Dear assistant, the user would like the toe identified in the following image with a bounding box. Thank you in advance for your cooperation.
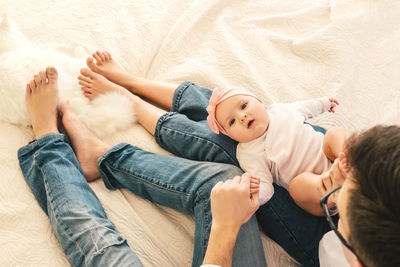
[87,92,97,101]
[46,66,58,85]
[79,80,91,88]
[104,51,111,61]
[34,74,41,87]
[29,80,36,91]
[81,86,92,93]
[26,84,31,94]
[39,71,46,83]
[86,57,98,70]
[83,91,92,99]
[93,52,102,65]
[80,68,96,79]
[98,51,106,61]
[78,74,91,83]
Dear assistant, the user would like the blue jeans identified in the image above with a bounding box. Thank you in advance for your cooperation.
[154,81,333,267]
[18,134,143,267]
[18,134,266,267]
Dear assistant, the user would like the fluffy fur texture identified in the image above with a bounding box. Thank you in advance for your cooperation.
[0,16,135,137]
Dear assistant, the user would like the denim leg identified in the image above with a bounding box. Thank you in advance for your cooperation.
[171,81,212,121]
[97,143,266,267]
[18,134,142,267]
[155,113,239,165]
[257,184,332,267]
[155,81,239,165]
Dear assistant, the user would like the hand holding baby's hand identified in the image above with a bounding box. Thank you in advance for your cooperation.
[329,98,339,113]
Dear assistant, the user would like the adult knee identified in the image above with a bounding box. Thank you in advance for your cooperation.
[195,164,243,203]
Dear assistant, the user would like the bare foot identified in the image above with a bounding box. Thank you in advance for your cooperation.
[338,152,351,174]
[78,68,134,101]
[86,51,136,91]
[26,67,60,139]
[318,170,339,209]
[60,102,110,181]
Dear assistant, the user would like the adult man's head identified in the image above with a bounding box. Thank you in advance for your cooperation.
[337,125,400,266]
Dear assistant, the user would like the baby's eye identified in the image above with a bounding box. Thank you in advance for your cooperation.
[241,103,247,109]
[229,118,236,126]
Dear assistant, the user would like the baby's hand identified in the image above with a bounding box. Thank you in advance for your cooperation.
[328,98,339,113]
[250,176,260,194]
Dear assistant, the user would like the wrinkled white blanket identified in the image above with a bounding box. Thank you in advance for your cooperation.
[1,0,399,266]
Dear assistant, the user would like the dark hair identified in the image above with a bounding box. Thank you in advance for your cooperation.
[346,125,400,267]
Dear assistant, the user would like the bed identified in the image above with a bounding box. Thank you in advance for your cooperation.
[0,0,399,266]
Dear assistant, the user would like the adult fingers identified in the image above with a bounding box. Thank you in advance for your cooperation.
[233,175,242,184]
[211,181,223,193]
[240,172,252,189]
[250,189,260,213]
[250,188,259,194]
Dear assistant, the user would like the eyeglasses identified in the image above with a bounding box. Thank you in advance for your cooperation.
[320,186,360,258]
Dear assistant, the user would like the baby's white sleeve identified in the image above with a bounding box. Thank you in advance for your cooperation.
[237,145,274,205]
[287,97,331,120]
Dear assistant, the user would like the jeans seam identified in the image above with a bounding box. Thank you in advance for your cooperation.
[154,112,173,145]
[40,162,87,261]
[266,203,314,263]
[202,201,210,260]
[195,185,212,260]
[192,190,210,261]
[172,81,192,113]
[107,164,193,197]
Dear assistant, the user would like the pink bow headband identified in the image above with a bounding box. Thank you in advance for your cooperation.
[206,88,262,135]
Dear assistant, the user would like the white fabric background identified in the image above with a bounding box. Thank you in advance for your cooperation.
[0,0,399,266]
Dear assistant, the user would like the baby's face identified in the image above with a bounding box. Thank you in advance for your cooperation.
[215,95,269,143]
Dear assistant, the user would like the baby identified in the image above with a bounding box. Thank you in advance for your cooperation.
[206,88,345,215]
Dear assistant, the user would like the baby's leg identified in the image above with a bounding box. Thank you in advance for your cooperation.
[78,68,166,135]
[288,172,326,216]
[323,126,346,161]
[86,51,179,109]
[289,156,347,216]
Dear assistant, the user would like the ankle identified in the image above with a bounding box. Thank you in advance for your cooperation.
[126,76,146,94]
[34,128,59,139]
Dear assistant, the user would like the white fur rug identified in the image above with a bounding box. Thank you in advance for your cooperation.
[0,17,135,138]
[0,0,399,266]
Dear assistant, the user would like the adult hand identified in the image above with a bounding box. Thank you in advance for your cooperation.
[210,172,260,231]
[203,174,260,267]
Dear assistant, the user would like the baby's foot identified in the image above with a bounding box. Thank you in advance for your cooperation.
[25,67,60,139]
[319,170,339,209]
[86,51,135,90]
[338,152,351,174]
[60,102,110,181]
[78,68,133,101]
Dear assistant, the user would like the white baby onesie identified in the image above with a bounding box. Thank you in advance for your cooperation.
[237,97,333,205]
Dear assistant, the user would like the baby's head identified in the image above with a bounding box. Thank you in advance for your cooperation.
[206,88,269,143]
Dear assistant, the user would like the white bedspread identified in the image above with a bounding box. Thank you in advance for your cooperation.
[1,0,399,266]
